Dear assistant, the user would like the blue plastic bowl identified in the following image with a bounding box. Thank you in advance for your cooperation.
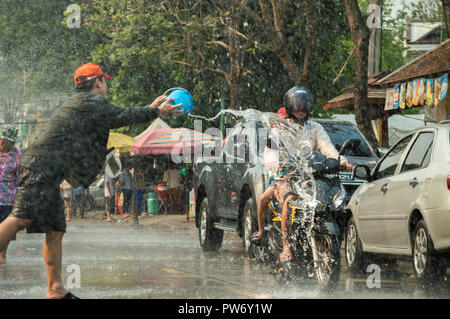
[164,88,194,115]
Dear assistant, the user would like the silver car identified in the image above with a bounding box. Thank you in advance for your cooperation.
[345,122,450,285]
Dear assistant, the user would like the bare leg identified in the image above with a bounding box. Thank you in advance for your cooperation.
[0,243,9,264]
[0,216,31,264]
[280,194,295,262]
[65,201,71,221]
[44,230,68,299]
[106,197,111,221]
[252,187,274,240]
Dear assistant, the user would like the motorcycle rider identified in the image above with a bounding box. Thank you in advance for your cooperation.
[251,86,352,263]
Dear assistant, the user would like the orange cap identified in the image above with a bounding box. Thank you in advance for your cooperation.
[74,63,112,85]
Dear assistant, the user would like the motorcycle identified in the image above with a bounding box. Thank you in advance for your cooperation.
[253,139,360,289]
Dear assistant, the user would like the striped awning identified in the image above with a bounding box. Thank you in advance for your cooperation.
[131,127,219,155]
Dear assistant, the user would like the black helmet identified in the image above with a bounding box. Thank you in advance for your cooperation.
[283,86,313,119]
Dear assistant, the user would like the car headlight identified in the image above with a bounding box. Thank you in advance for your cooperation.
[333,186,346,209]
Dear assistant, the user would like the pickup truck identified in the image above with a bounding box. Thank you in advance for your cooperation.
[193,118,382,256]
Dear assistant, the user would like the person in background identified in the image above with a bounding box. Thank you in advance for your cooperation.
[163,163,182,211]
[60,180,73,221]
[71,185,85,219]
[114,179,123,215]
[118,163,134,217]
[104,173,115,222]
[0,125,21,264]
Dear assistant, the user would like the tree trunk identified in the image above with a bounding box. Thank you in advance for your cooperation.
[298,0,318,90]
[258,0,302,85]
[343,0,379,148]
[443,0,450,38]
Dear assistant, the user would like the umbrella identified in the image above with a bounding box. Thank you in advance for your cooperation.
[107,132,136,153]
[134,118,170,140]
[131,127,219,155]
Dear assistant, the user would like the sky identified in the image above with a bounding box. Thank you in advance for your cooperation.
[390,0,417,18]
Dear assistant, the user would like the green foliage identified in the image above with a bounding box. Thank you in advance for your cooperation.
[2,0,436,134]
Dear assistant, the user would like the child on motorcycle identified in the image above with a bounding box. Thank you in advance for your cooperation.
[251,86,352,263]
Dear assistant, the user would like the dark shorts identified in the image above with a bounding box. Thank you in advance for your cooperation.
[10,155,66,234]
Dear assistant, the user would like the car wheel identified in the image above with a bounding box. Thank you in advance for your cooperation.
[242,198,257,258]
[198,198,223,252]
[345,217,369,273]
[413,220,446,286]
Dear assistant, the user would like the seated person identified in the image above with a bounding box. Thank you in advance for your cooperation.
[252,86,352,263]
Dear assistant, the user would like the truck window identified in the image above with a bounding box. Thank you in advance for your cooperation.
[318,122,374,157]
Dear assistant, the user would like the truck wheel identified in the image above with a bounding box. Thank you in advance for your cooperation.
[242,198,257,258]
[199,198,223,252]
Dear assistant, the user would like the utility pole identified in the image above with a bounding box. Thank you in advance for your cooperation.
[368,0,382,76]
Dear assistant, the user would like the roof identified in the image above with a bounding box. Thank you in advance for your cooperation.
[407,25,441,44]
[323,88,386,111]
[377,38,450,85]
[323,71,389,111]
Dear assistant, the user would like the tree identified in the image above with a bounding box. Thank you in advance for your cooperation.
[442,0,450,38]
[343,0,378,147]
[231,0,318,90]
[0,0,100,124]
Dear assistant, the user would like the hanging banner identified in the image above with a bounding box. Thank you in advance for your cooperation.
[384,87,395,110]
[406,81,414,108]
[434,76,441,106]
[417,78,426,106]
[399,83,406,109]
[412,79,420,106]
[439,73,448,101]
[388,73,448,111]
[426,79,434,107]
[393,84,399,109]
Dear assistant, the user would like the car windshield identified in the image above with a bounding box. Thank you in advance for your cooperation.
[318,122,374,157]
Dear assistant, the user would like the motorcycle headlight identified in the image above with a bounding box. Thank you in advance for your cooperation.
[293,180,316,204]
[333,186,346,209]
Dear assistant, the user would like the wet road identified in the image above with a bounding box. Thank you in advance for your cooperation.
[0,222,449,299]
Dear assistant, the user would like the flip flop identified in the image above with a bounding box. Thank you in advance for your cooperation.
[62,291,80,299]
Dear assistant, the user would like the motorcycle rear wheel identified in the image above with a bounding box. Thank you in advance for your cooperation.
[313,234,341,290]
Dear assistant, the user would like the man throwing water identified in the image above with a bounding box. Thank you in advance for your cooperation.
[0,64,182,299]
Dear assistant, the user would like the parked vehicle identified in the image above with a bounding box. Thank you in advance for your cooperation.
[86,175,105,210]
[345,122,450,286]
[253,140,360,289]
[194,117,379,256]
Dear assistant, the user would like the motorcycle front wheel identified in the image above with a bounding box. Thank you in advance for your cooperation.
[312,234,341,290]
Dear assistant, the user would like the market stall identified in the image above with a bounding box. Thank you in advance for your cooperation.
[378,38,449,123]
[131,127,218,214]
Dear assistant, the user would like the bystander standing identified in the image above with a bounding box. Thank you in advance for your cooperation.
[60,180,73,221]
[118,163,134,217]
[104,173,115,222]
[0,125,21,264]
